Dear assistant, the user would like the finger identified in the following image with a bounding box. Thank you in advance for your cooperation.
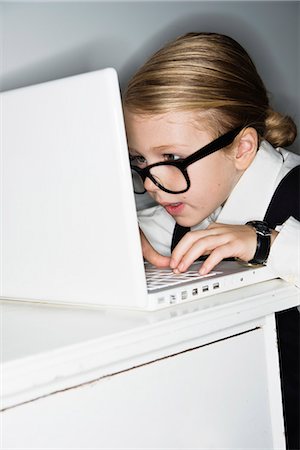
[148,251,171,268]
[173,234,229,273]
[199,243,237,275]
[140,231,171,268]
[170,229,219,268]
[143,242,171,268]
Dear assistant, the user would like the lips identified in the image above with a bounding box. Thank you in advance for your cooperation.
[163,202,185,216]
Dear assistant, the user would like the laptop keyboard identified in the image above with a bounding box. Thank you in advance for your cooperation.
[145,263,222,291]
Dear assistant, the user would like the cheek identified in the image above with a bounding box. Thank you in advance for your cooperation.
[187,162,218,194]
[186,158,236,204]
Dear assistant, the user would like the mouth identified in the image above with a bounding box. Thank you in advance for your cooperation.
[162,202,185,216]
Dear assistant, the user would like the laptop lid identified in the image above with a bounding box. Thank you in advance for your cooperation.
[1,68,148,308]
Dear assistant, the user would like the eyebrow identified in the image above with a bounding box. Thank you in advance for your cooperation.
[129,144,189,153]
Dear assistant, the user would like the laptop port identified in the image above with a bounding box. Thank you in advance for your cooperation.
[192,288,198,296]
[181,290,188,300]
[213,282,220,289]
[169,294,177,304]
[202,285,209,292]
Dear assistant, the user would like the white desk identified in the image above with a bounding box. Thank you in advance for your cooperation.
[1,279,299,449]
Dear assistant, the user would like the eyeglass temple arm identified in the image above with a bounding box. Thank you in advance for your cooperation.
[181,126,243,168]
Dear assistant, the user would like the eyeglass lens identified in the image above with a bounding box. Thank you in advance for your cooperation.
[132,165,188,194]
[132,170,146,194]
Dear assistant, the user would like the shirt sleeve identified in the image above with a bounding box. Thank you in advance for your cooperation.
[267,216,300,288]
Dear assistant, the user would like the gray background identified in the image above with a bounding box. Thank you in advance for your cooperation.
[0,1,299,152]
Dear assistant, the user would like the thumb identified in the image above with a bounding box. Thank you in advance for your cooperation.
[140,229,171,268]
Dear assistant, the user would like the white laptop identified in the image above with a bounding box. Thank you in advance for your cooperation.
[0,68,276,310]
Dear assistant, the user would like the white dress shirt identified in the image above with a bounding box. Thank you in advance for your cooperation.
[137,140,300,287]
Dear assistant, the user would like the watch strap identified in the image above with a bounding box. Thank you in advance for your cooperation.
[246,221,271,265]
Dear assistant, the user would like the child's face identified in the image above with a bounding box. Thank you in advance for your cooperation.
[125,110,242,227]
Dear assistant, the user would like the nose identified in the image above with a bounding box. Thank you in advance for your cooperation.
[144,175,160,193]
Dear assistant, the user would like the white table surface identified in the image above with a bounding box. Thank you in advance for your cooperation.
[1,278,299,410]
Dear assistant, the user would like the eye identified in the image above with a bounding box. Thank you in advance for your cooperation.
[163,153,182,162]
[129,154,147,167]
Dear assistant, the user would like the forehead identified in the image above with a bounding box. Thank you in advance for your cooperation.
[124,110,211,150]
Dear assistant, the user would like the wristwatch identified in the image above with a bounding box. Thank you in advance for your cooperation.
[246,220,272,265]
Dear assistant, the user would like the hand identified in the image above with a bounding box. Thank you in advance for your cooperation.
[170,222,278,275]
[140,229,171,268]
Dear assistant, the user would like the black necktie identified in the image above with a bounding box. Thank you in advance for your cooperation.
[171,223,190,252]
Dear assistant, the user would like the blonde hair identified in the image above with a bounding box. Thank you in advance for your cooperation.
[124,32,297,148]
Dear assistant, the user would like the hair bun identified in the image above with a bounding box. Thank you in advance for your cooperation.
[264,108,297,148]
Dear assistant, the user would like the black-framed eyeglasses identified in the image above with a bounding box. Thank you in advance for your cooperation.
[130,126,243,195]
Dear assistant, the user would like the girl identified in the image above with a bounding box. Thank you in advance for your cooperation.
[123,33,299,449]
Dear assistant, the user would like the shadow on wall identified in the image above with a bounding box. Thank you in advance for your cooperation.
[2,10,298,152]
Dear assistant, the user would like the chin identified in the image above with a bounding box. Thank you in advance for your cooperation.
[175,209,211,227]
[175,217,198,228]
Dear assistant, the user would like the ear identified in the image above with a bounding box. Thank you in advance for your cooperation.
[234,127,258,170]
